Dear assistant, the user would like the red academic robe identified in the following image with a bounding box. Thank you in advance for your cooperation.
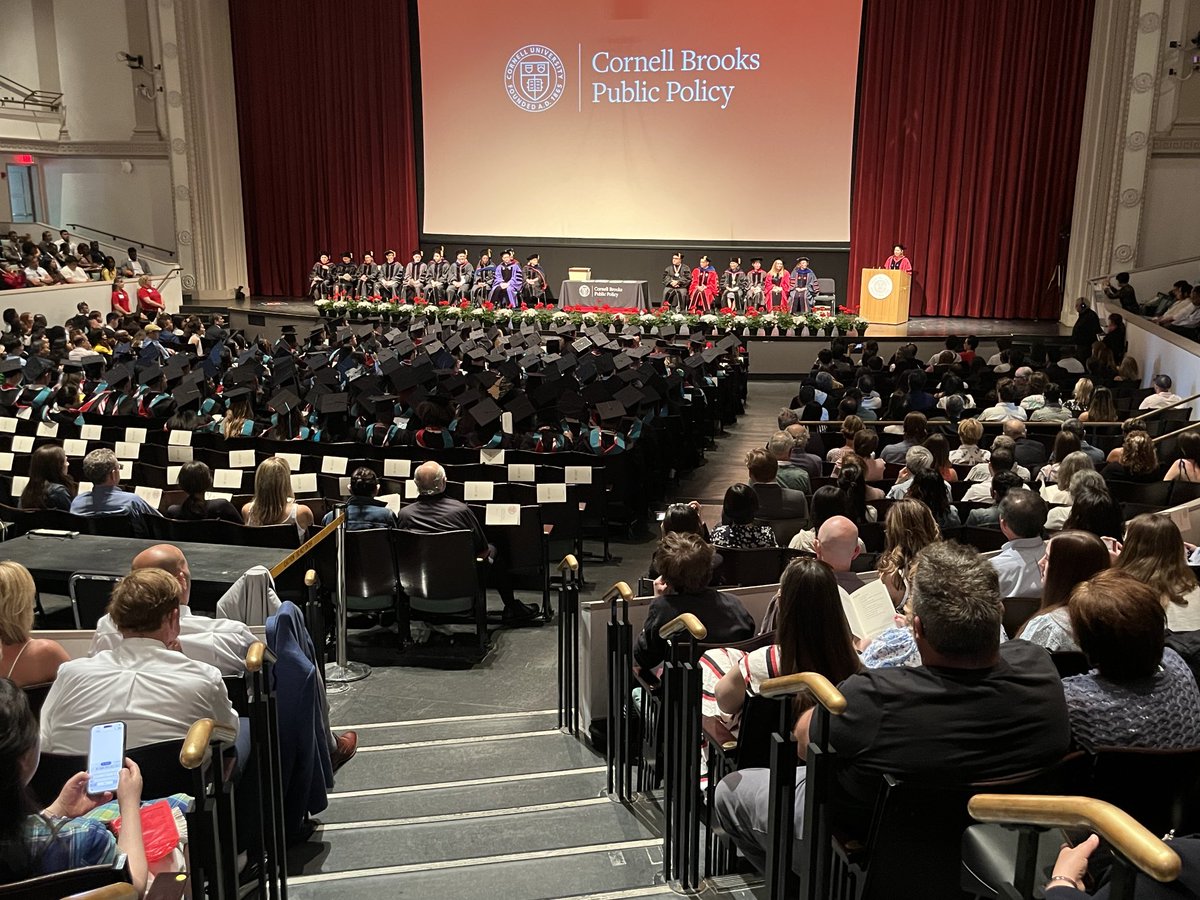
[688,266,718,313]
[885,254,913,274]
[763,270,791,311]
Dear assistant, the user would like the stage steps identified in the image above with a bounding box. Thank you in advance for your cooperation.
[288,709,765,899]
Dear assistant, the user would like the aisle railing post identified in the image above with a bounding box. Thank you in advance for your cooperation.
[324,505,370,684]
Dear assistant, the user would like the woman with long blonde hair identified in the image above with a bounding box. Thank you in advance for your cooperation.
[764,258,791,311]
[1066,377,1093,415]
[241,457,314,538]
[0,562,69,687]
[876,499,941,607]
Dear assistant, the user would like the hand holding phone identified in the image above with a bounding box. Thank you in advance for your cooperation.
[87,722,126,796]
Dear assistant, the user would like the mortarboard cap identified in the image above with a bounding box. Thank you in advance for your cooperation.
[138,364,165,386]
[596,400,626,422]
[171,382,201,410]
[269,389,301,416]
[223,385,253,402]
[316,391,350,415]
[504,391,537,425]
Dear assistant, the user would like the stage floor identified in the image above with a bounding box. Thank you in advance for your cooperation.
[221,298,1069,339]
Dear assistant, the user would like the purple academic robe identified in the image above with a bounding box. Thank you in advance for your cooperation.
[489,261,524,308]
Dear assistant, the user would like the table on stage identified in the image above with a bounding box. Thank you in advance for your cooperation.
[6,534,289,612]
[558,279,651,310]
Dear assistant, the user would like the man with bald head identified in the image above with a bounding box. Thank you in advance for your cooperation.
[763,516,864,631]
[1003,417,1047,470]
[90,544,257,675]
[395,461,539,623]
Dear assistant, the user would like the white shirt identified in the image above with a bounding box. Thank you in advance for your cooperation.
[990,537,1046,599]
[977,402,1027,422]
[1058,358,1085,374]
[40,637,239,756]
[60,265,89,284]
[68,346,91,362]
[949,445,989,466]
[1172,304,1200,329]
[23,265,49,282]
[1139,392,1183,410]
[91,606,256,676]
[966,461,1031,483]
[962,480,995,503]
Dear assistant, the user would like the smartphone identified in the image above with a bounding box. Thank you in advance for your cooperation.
[87,722,126,795]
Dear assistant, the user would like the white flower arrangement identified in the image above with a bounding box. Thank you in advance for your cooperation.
[699,314,718,324]
[639,314,659,324]
[733,315,748,325]
[331,300,348,310]
[552,311,570,322]
[315,299,332,309]
[582,312,597,323]
[442,307,462,317]
[396,304,414,313]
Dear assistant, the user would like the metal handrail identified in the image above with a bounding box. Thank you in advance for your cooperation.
[65,222,177,259]
[0,74,62,110]
[1153,419,1200,444]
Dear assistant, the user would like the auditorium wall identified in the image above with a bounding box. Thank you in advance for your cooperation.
[1142,157,1200,266]
[40,156,175,253]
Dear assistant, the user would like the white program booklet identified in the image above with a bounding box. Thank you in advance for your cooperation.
[841,581,898,641]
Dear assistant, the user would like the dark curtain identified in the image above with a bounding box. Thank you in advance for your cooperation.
[848,0,1094,319]
[229,0,418,297]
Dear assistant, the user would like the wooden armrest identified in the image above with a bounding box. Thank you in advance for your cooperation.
[66,885,139,900]
[558,554,579,572]
[967,795,1180,883]
[759,672,847,715]
[602,581,634,603]
[702,715,738,751]
[144,872,190,899]
[659,612,707,641]
[543,524,554,535]
[180,718,239,769]
[304,569,317,587]
[245,640,276,673]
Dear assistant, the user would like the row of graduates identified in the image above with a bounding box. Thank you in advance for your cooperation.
[1,315,741,458]
[663,253,822,314]
[309,248,548,308]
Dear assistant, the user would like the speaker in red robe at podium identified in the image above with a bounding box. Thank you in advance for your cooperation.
[884,243,913,274]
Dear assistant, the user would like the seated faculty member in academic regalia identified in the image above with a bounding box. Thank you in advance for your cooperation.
[448,250,474,302]
[403,250,426,300]
[356,251,379,299]
[376,250,402,300]
[688,255,718,313]
[721,258,747,310]
[471,250,496,302]
[764,258,790,311]
[744,258,766,308]
[422,247,451,302]
[523,254,547,304]
[309,253,333,300]
[489,249,524,308]
[662,252,691,309]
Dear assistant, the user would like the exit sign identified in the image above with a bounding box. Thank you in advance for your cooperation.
[12,154,34,165]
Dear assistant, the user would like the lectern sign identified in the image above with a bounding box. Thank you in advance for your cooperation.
[867,274,894,300]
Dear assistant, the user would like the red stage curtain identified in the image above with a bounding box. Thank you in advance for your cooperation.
[848,0,1094,320]
[229,0,418,298]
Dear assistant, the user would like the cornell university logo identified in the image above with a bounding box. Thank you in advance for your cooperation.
[505,45,566,112]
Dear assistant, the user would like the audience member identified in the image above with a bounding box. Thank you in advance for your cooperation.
[714,540,1070,874]
[767,431,811,494]
[636,532,754,674]
[1164,431,1200,483]
[923,433,958,482]
[908,468,960,530]
[990,489,1048,598]
[242,457,314,538]
[648,502,720,579]
[69,449,161,535]
[949,418,989,465]
[1065,378,1093,416]
[1063,569,1200,750]
[826,416,864,465]
[395,461,539,622]
[0,562,69,687]
[1041,451,1094,508]
[744,448,808,523]
[1037,430,1082,487]
[1004,418,1047,469]
[713,557,860,725]
[965,437,1031,483]
[784,424,822,479]
[835,455,882,524]
[1031,384,1071,422]
[875,498,941,608]
[965,470,1024,528]
[322,466,398,530]
[880,412,927,464]
[835,428,885,481]
[977,381,1027,421]
[1062,478,1124,543]
[40,568,241,755]
[1116,514,1200,633]
[17,444,74,511]
[963,447,1019,503]
[166,460,243,523]
[1062,417,1106,465]
[0,680,153,894]
[1019,530,1110,649]
[788,486,859,553]
[1100,430,1159,482]
[1079,386,1117,423]
[711,483,778,549]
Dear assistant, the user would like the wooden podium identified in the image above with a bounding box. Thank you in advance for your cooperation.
[859,269,911,325]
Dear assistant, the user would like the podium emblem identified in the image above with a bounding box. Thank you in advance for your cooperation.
[867,274,894,300]
[505,45,566,112]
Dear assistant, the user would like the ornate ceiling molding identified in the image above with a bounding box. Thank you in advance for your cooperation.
[0,137,169,158]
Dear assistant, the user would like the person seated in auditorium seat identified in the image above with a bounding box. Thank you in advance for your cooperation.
[18,444,75,511]
[166,460,243,523]
[989,488,1048,599]
[635,532,754,676]
[707,557,860,731]
[0,680,157,895]
[714,540,1071,875]
[1139,373,1183,411]
[89,544,358,771]
[119,247,149,278]
[768,431,811,494]
[744,449,808,524]
[1062,568,1200,750]
[978,380,1028,422]
[522,253,547,304]
[323,467,397,531]
[1101,271,1138,313]
[396,461,540,624]
[40,568,241,757]
[242,457,314,540]
[880,412,928,465]
[1017,530,1110,652]
[69,448,161,535]
[1149,281,1195,324]
[965,470,1024,528]
[709,484,778,550]
[785,424,825,479]
[422,247,451,302]
[662,252,690,309]
[0,562,69,688]
[721,257,747,309]
[1005,417,1047,470]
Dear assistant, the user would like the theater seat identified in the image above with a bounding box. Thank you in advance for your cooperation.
[0,861,134,900]
[960,821,1062,899]
[394,529,488,653]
